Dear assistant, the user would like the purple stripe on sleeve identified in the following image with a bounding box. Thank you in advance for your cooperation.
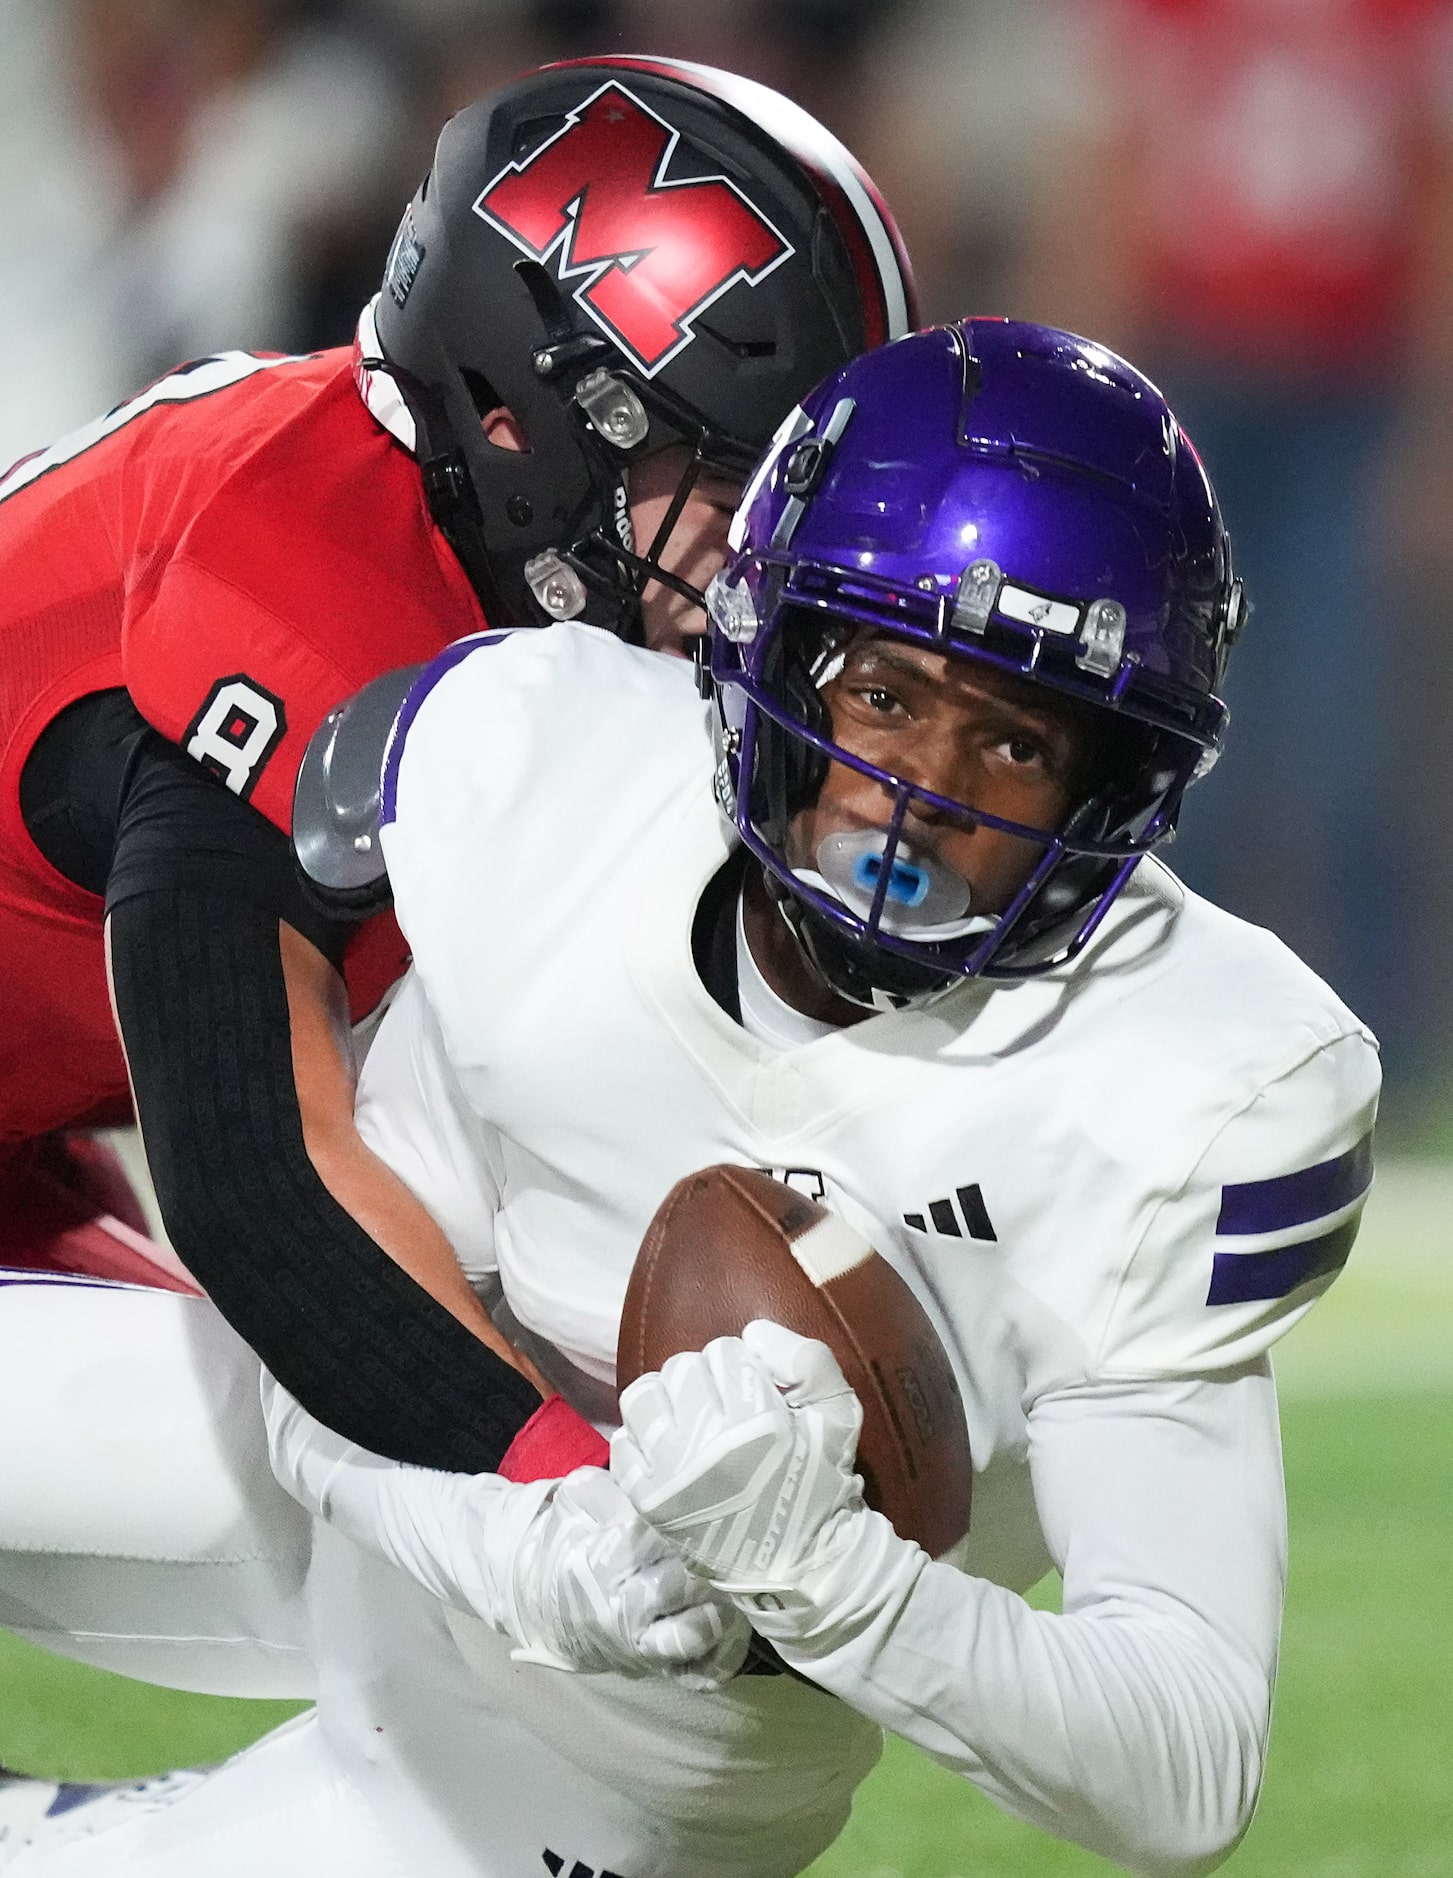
[1216,1130,1373,1237]
[1206,1217,1359,1306]
[379,631,517,828]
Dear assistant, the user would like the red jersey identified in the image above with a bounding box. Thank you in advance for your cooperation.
[0,343,485,1146]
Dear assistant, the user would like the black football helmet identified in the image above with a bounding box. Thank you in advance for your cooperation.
[360,56,917,639]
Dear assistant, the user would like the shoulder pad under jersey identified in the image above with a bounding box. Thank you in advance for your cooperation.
[293,664,423,906]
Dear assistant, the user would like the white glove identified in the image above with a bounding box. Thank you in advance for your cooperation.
[612,1321,925,1657]
[263,1377,748,1687]
[495,1466,750,1686]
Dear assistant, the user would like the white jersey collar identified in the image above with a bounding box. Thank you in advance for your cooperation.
[734,892,841,1051]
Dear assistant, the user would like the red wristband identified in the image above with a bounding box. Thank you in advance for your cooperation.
[496,1394,610,1482]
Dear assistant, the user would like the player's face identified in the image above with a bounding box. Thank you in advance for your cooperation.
[627,449,742,657]
[789,633,1101,916]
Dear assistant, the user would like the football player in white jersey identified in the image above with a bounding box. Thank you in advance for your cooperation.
[0,323,1377,1878]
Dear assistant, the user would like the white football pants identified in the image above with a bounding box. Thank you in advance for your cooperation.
[0,1283,865,1877]
[0,1665,847,1878]
[0,1272,313,1697]
[0,1714,401,1876]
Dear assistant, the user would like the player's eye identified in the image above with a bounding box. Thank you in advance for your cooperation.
[830,654,920,725]
[991,732,1049,770]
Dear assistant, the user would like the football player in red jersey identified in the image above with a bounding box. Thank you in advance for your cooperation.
[0,56,917,1476]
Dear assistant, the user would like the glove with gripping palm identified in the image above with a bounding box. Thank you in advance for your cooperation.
[611,1321,927,1659]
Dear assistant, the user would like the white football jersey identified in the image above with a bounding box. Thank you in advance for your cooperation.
[376,626,1376,1516]
[342,621,1378,1867]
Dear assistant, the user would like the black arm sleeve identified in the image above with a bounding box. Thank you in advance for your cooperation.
[46,701,541,1471]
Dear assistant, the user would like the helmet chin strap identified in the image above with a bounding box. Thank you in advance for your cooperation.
[763,868,959,1014]
[563,445,715,639]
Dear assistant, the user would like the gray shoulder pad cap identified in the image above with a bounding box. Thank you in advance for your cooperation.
[293,665,423,893]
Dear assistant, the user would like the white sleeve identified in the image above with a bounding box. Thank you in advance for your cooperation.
[784,1364,1285,1878]
[261,1372,547,1618]
[1099,1028,1380,1377]
[353,967,503,1286]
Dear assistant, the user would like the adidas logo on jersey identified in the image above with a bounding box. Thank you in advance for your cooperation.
[904,1184,997,1242]
[542,1850,625,1878]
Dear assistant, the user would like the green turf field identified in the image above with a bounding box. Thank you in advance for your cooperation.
[3,1163,1450,1874]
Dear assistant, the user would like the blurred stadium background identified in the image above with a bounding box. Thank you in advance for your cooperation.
[1,0,1450,1871]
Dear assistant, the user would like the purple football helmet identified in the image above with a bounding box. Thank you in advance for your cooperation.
[709,318,1243,1004]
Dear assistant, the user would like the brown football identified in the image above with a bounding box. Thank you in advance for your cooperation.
[618,1165,972,1558]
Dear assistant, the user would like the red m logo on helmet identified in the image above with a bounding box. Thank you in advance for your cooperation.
[474,83,792,376]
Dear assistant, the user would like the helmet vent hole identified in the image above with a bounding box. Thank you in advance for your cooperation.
[511,115,564,163]
[460,367,505,420]
[698,320,776,361]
